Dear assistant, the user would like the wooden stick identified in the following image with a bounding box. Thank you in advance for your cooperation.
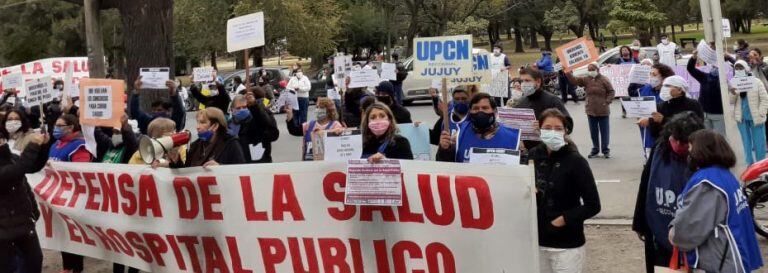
[244,49,251,91]
[441,77,449,132]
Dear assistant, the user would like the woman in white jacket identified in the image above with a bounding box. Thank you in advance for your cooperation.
[729,60,768,166]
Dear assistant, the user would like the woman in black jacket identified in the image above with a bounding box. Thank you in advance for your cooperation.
[528,108,600,273]
[169,107,245,167]
[231,89,279,163]
[361,102,413,161]
[0,131,50,272]
[188,76,232,116]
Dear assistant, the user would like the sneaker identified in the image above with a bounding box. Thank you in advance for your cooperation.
[588,152,600,158]
[603,152,611,159]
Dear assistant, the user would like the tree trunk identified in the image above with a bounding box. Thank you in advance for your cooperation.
[404,4,420,57]
[529,28,539,49]
[680,24,685,32]
[487,21,497,47]
[506,27,512,40]
[210,49,217,70]
[116,0,173,113]
[670,24,677,44]
[540,28,554,51]
[235,57,244,69]
[253,47,264,68]
[569,25,584,38]
[514,21,524,53]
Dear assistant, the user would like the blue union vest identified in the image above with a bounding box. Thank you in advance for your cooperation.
[455,122,520,163]
[645,150,691,251]
[48,138,86,162]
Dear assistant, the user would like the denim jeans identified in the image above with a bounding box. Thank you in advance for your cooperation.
[588,115,610,154]
[297,97,309,126]
[704,113,726,136]
[737,120,767,165]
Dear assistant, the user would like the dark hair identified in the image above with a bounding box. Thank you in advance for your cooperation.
[469,92,496,110]
[619,45,632,54]
[452,86,468,96]
[233,76,243,84]
[688,130,736,170]
[657,112,704,162]
[737,39,748,47]
[2,109,31,136]
[519,68,542,81]
[651,63,676,79]
[360,96,377,113]
[151,101,173,110]
[751,48,762,56]
[538,108,572,134]
[58,114,81,132]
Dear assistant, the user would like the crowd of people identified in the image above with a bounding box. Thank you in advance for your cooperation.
[2,36,768,273]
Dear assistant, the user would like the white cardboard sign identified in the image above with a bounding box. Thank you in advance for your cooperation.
[25,76,54,105]
[192,67,215,82]
[227,12,266,52]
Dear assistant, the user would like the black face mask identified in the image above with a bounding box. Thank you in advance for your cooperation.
[469,111,495,133]
[376,95,393,106]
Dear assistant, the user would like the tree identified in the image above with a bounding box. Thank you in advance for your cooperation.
[608,0,666,46]
[174,0,229,70]
[446,16,489,37]
[339,3,387,58]
[543,4,581,38]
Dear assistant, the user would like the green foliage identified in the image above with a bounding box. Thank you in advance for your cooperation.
[543,5,580,33]
[340,3,386,51]
[446,16,489,36]
[608,0,666,29]
[174,0,230,58]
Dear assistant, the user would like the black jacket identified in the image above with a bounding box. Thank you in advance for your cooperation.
[363,135,413,160]
[529,143,601,249]
[513,90,573,149]
[238,103,279,163]
[648,96,704,139]
[0,142,49,240]
[189,83,232,115]
[176,133,245,167]
[687,56,734,114]
[389,104,412,124]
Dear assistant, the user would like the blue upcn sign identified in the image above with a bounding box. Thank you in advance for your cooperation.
[414,35,473,78]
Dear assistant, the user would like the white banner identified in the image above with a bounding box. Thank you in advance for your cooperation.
[28,161,538,272]
[0,57,89,96]
[227,12,266,52]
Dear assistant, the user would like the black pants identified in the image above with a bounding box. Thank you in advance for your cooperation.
[0,231,43,273]
[113,263,139,273]
[643,235,673,273]
[61,252,84,272]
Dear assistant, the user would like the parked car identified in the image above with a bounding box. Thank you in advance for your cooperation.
[401,48,489,105]
[221,66,290,96]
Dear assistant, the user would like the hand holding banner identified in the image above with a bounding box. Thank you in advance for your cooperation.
[555,37,599,72]
[412,35,473,79]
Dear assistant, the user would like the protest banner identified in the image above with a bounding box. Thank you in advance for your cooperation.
[348,69,381,88]
[412,35,473,79]
[696,40,718,66]
[78,78,126,128]
[193,67,215,82]
[226,12,265,53]
[555,37,599,72]
[0,57,89,96]
[2,72,23,90]
[139,68,170,89]
[397,123,431,160]
[599,64,634,97]
[469,148,521,166]
[448,53,492,86]
[620,96,657,118]
[323,129,363,161]
[628,64,652,84]
[25,76,54,106]
[380,62,397,81]
[28,160,538,272]
[345,159,403,206]
[723,19,732,38]
[731,76,756,94]
[672,64,733,100]
[498,107,539,141]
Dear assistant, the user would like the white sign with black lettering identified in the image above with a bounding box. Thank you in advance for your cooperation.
[348,69,381,88]
[227,12,265,52]
[628,65,652,84]
[380,63,397,81]
[139,68,170,89]
[731,76,756,94]
[2,73,23,90]
[192,67,215,82]
[84,86,113,119]
[324,130,363,161]
[25,76,54,105]
[469,148,521,166]
[620,96,657,118]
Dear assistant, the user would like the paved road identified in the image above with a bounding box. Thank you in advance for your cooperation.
[184,100,653,219]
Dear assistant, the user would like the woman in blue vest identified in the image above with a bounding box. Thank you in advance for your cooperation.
[632,112,703,273]
[436,92,520,162]
[361,102,413,162]
[670,130,763,273]
[50,114,93,273]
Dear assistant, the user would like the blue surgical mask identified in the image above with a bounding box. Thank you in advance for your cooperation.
[198,130,214,141]
[233,109,251,122]
[53,127,65,140]
[453,101,469,114]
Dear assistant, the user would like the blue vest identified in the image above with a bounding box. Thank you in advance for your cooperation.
[645,151,691,251]
[441,110,469,137]
[638,84,662,148]
[681,167,763,272]
[49,138,87,162]
[456,122,520,162]
[303,120,335,161]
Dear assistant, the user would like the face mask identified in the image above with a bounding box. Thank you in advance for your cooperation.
[735,69,747,77]
[52,127,66,140]
[521,82,536,96]
[368,120,390,136]
[376,95,393,105]
[233,108,252,122]
[668,136,689,157]
[453,102,469,115]
[587,71,598,78]
[55,84,63,90]
[660,86,673,101]
[469,111,496,133]
[733,45,739,51]
[661,39,669,45]
[296,72,304,78]
[493,49,501,55]
[540,129,566,151]
[316,108,328,121]
[5,120,21,134]
[152,112,169,119]
[648,76,662,87]
[111,134,123,146]
[198,130,214,142]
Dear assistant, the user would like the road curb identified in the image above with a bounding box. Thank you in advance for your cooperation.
[585,219,632,226]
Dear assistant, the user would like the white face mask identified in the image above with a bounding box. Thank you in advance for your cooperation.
[661,39,669,45]
[660,86,673,101]
[493,49,501,55]
[540,129,566,151]
[521,82,536,97]
[735,69,747,78]
[111,134,123,146]
[296,72,304,78]
[5,120,21,135]
[733,45,740,51]
[648,76,662,87]
[587,71,598,78]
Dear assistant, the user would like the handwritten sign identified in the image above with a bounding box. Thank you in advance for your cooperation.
[723,19,732,38]
[2,73,23,90]
[192,67,215,82]
[79,78,125,128]
[599,64,634,97]
[380,62,397,81]
[629,64,652,84]
[696,40,718,66]
[226,12,265,52]
[25,76,54,105]
[412,35,473,79]
[731,76,756,94]
[348,69,381,88]
[323,130,363,161]
[555,37,599,72]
